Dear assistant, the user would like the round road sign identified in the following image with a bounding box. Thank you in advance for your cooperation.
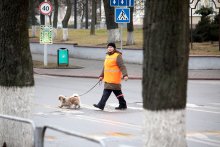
[39,1,53,15]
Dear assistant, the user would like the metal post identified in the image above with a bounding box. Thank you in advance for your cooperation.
[43,44,48,66]
[34,127,45,147]
[44,0,48,66]
[120,24,123,52]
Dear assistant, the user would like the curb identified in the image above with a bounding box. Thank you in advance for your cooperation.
[34,72,220,80]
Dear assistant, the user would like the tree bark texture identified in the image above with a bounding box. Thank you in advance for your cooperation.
[52,0,58,39]
[0,0,34,146]
[53,0,58,28]
[29,0,36,26]
[127,7,134,45]
[103,0,118,30]
[90,0,96,35]
[103,0,120,43]
[143,109,187,147]
[143,0,189,110]
[85,0,89,29]
[126,31,134,45]
[0,0,34,87]
[0,87,34,147]
[62,0,71,28]
[39,0,45,25]
[29,0,37,37]
[127,7,134,32]
[219,8,220,51]
[143,1,189,146]
[107,29,120,43]
[74,0,77,29]
[62,28,68,41]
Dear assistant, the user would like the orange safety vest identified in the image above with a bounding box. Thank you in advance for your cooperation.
[104,52,122,84]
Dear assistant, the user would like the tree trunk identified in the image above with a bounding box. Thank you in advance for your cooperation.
[143,1,189,147]
[29,0,37,37]
[85,0,89,29]
[63,28,68,41]
[127,7,134,45]
[219,8,220,51]
[74,0,77,29]
[39,0,45,25]
[107,29,120,43]
[62,0,71,41]
[62,0,71,28]
[0,0,34,147]
[53,0,58,39]
[103,0,120,43]
[90,0,96,35]
[53,0,58,28]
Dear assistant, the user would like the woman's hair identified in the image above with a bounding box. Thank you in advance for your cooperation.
[107,43,116,49]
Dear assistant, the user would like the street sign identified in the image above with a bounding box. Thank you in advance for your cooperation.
[39,1,53,15]
[110,0,134,7]
[40,25,53,44]
[115,8,130,23]
[119,0,127,6]
[128,0,134,7]
[110,0,119,6]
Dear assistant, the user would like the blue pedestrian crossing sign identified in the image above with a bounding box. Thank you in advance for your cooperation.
[110,0,134,7]
[115,8,130,23]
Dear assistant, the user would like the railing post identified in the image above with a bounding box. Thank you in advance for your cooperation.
[34,127,45,147]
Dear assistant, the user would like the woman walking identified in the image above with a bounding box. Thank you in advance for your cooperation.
[93,43,128,110]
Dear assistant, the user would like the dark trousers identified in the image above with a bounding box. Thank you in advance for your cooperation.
[98,89,127,109]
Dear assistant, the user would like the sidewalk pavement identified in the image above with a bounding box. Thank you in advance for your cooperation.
[32,54,220,80]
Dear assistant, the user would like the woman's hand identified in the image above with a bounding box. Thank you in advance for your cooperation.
[99,77,103,81]
[123,76,128,81]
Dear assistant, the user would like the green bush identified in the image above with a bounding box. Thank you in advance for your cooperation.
[192,6,219,42]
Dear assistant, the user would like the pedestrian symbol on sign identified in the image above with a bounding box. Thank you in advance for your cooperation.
[117,10,128,20]
[115,8,130,23]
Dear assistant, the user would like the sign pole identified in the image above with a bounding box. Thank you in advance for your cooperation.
[44,0,48,66]
[39,0,53,67]
[44,45,48,66]
[120,24,123,52]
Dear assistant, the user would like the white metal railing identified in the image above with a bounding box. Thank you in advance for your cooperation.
[0,114,106,147]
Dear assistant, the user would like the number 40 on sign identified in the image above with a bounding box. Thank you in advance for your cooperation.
[39,1,53,15]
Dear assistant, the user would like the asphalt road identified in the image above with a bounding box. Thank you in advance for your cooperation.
[32,75,220,147]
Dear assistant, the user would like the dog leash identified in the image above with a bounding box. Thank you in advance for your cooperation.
[79,80,102,96]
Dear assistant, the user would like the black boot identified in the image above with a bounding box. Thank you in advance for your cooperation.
[116,94,127,110]
[94,89,111,110]
[115,105,127,110]
[93,104,104,110]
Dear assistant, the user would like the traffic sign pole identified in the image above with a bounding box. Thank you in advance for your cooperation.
[44,0,48,66]
[44,44,48,66]
[120,24,123,52]
[39,0,53,66]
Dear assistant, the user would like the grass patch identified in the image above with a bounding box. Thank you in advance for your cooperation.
[190,42,220,55]
[29,28,220,55]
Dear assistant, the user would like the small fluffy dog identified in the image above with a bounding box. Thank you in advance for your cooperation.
[58,93,80,109]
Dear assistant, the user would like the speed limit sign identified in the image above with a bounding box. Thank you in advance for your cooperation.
[39,1,53,15]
